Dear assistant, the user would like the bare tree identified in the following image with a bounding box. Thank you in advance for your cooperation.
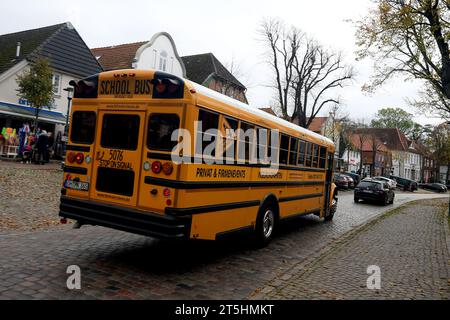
[291,39,354,128]
[259,17,354,127]
[258,18,302,120]
[354,121,370,174]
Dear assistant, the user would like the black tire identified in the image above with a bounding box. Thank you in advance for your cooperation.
[383,195,389,206]
[325,194,338,222]
[354,197,359,203]
[390,195,394,204]
[254,203,277,248]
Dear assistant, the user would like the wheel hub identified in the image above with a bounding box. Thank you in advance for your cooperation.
[263,210,274,238]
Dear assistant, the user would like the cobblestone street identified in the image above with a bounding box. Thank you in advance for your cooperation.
[251,198,450,300]
[0,164,449,299]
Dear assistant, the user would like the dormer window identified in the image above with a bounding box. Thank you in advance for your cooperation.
[52,73,61,95]
[159,50,168,71]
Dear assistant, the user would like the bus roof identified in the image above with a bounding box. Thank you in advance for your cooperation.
[188,81,335,149]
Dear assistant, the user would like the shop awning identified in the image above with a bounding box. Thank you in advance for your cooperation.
[0,101,66,125]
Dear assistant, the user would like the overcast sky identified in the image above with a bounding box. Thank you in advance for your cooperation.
[0,0,442,125]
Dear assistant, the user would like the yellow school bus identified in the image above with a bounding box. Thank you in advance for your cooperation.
[59,69,337,246]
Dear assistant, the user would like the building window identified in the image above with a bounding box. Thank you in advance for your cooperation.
[159,50,168,72]
[153,49,158,68]
[52,73,61,95]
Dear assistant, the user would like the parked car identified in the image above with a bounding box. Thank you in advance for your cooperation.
[343,172,361,185]
[439,180,450,189]
[372,176,397,189]
[334,173,349,190]
[340,174,355,189]
[388,175,418,191]
[354,179,395,205]
[419,183,448,193]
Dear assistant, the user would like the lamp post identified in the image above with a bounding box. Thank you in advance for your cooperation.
[62,87,73,159]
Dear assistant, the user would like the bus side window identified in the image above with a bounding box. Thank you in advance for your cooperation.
[222,116,239,162]
[305,142,312,167]
[319,147,327,168]
[257,127,269,164]
[198,109,219,157]
[288,138,298,166]
[298,140,306,167]
[238,122,256,163]
[279,134,289,165]
[312,144,319,167]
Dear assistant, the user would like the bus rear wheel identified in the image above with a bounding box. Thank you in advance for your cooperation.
[254,204,277,248]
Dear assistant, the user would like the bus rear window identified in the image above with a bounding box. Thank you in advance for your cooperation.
[147,114,180,151]
[70,111,96,144]
[101,114,140,150]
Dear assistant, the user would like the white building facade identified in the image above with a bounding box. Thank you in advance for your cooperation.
[132,32,186,77]
[342,149,361,173]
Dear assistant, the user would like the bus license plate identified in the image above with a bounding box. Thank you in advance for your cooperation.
[65,180,89,191]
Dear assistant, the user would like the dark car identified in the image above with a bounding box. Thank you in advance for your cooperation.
[354,179,395,205]
[334,173,349,190]
[388,175,418,192]
[344,172,361,185]
[341,174,355,189]
[419,183,448,193]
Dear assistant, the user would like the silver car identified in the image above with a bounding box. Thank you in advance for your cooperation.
[372,176,397,189]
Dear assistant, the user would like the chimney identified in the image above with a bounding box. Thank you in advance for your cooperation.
[16,42,21,58]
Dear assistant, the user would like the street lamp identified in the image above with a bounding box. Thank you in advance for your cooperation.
[62,87,73,159]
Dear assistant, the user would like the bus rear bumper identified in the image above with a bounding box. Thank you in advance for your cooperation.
[59,196,191,240]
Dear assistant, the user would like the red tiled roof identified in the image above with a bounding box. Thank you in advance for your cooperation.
[355,128,409,151]
[292,116,328,131]
[307,117,328,132]
[349,133,389,152]
[91,41,147,71]
[259,107,277,116]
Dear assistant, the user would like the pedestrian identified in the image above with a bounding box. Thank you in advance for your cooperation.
[36,130,49,165]
[45,132,54,163]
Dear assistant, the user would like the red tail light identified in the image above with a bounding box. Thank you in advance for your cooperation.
[75,153,84,164]
[67,152,75,163]
[162,162,173,175]
[163,188,171,197]
[152,161,162,174]
[156,82,166,94]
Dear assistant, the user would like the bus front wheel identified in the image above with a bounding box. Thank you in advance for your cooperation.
[254,204,277,248]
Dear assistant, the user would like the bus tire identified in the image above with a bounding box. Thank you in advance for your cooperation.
[254,202,277,248]
[325,193,338,222]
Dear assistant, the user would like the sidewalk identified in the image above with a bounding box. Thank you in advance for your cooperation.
[0,159,62,170]
[250,198,450,300]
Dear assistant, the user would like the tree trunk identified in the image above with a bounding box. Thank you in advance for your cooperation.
[446,163,450,183]
[33,105,40,134]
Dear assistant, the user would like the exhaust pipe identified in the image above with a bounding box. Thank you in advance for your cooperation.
[73,221,83,229]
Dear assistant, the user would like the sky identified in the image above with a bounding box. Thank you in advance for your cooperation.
[0,0,443,126]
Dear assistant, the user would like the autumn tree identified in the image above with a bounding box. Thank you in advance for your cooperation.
[355,0,450,119]
[371,107,425,139]
[424,122,450,181]
[16,57,54,133]
[259,18,353,128]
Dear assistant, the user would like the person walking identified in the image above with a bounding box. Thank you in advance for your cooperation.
[36,130,49,165]
[45,132,54,163]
